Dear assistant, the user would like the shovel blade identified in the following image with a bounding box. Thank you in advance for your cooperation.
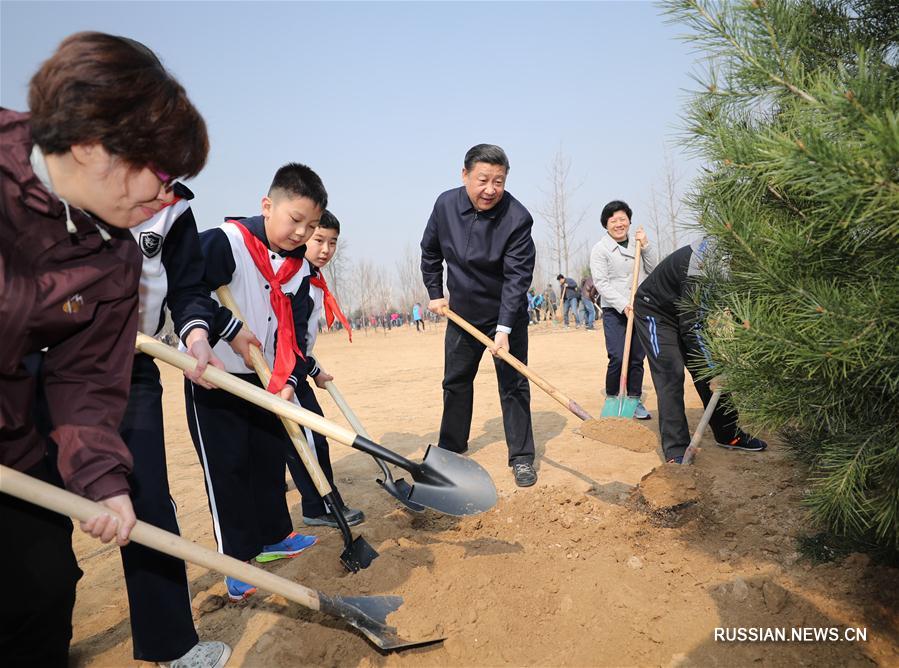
[377,475,426,513]
[340,536,379,573]
[407,445,497,516]
[600,395,639,418]
[318,593,444,651]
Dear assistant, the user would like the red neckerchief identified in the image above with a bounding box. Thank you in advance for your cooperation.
[310,273,353,342]
[232,221,305,393]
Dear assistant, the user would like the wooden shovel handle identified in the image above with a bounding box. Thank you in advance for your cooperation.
[0,464,322,610]
[618,242,643,396]
[323,380,371,439]
[682,389,722,465]
[135,334,359,450]
[214,287,332,496]
[442,308,593,421]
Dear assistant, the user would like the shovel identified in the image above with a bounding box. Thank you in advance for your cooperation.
[216,287,376,573]
[0,465,440,650]
[600,241,643,419]
[321,376,425,513]
[136,334,496,517]
[682,378,724,465]
[442,308,593,421]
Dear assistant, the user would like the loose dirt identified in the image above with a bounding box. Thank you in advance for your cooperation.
[67,323,898,666]
[580,417,659,452]
[637,464,702,511]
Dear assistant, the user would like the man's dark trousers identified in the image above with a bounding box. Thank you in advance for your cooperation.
[634,303,743,461]
[439,316,535,465]
[119,354,198,662]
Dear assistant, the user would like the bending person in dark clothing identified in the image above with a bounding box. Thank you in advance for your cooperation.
[634,238,767,463]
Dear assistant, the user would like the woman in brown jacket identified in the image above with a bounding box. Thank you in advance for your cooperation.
[0,32,208,666]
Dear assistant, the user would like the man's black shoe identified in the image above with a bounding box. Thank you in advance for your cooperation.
[716,435,767,452]
[512,462,537,487]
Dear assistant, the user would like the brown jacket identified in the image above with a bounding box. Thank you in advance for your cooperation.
[0,109,138,501]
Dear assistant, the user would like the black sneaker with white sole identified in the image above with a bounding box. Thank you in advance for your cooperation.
[512,462,537,487]
[303,506,365,528]
[716,435,767,452]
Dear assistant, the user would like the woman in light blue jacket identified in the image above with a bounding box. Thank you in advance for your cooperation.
[589,200,657,419]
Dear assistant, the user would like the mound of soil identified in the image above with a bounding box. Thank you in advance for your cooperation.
[580,417,658,452]
[637,464,701,510]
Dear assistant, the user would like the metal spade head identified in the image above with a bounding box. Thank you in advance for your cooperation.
[318,593,444,651]
[601,394,639,418]
[377,475,427,513]
[371,455,426,513]
[406,445,498,516]
[340,536,379,573]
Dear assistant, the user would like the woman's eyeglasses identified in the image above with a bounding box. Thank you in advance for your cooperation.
[150,166,176,193]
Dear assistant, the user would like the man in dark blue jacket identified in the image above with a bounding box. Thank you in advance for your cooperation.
[420,144,538,487]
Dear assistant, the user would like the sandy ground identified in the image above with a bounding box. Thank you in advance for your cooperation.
[69,321,898,667]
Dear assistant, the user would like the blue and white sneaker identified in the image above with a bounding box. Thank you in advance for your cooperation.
[255,531,318,564]
[633,401,651,420]
[225,576,257,602]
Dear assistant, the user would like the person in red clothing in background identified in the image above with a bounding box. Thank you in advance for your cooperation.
[0,32,208,666]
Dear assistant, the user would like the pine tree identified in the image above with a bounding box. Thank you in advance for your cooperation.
[662,0,899,551]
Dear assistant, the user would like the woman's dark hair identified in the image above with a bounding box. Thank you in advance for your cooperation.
[463,144,510,172]
[600,200,632,228]
[28,32,208,178]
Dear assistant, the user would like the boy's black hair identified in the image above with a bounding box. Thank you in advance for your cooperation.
[318,209,340,234]
[268,162,328,209]
[600,200,632,228]
[556,274,565,280]
[464,144,510,172]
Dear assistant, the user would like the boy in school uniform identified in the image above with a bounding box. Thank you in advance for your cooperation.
[283,210,364,528]
[185,163,325,601]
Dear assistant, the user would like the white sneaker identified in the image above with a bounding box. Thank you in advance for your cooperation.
[161,641,232,668]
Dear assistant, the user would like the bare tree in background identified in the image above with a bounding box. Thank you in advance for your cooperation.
[322,238,350,303]
[662,152,682,254]
[349,258,377,329]
[536,147,587,277]
[645,150,684,258]
[571,239,592,280]
[371,265,395,322]
[394,242,427,314]
[646,184,667,257]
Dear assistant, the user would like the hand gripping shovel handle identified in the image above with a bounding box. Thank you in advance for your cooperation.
[214,288,376,572]
[615,242,643,414]
[682,388,722,465]
[0,465,430,650]
[0,464,320,608]
[442,308,593,421]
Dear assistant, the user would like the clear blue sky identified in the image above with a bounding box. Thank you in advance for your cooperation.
[1,0,701,275]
